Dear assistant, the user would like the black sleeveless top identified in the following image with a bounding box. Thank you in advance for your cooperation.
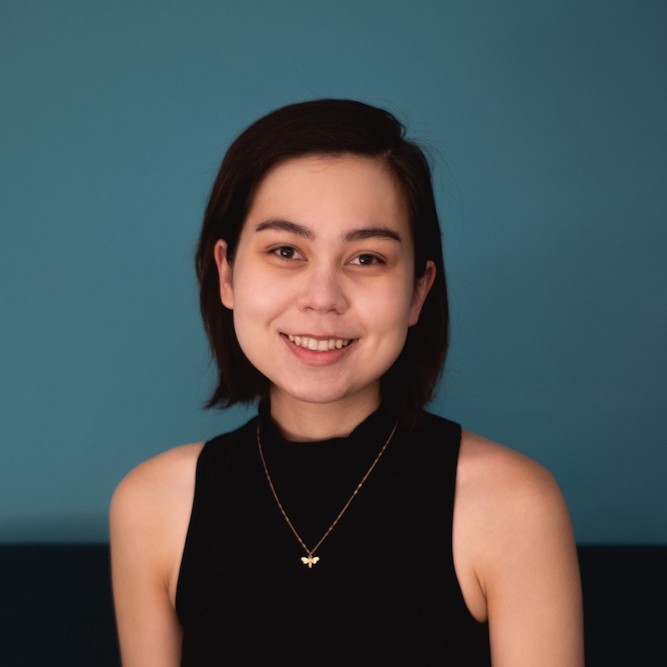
[176,404,491,665]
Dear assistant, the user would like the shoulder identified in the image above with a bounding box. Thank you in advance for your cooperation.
[109,443,207,662]
[110,442,206,592]
[459,429,563,496]
[415,414,567,526]
[457,429,570,536]
[111,442,205,523]
[453,430,582,640]
[110,418,256,524]
[456,430,574,575]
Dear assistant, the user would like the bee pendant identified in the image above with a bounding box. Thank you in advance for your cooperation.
[301,555,320,568]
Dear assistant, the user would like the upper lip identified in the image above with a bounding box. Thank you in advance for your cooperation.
[283,332,353,340]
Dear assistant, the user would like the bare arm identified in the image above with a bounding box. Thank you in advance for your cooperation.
[109,443,202,667]
[456,433,584,667]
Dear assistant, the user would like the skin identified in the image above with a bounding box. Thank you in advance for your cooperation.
[110,154,583,666]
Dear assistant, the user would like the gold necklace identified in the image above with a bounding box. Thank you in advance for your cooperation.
[256,420,398,568]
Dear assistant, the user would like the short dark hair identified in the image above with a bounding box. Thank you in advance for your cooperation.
[195,99,449,424]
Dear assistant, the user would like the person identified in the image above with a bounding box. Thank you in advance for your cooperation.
[110,99,584,666]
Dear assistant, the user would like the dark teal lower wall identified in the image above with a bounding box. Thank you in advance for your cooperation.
[1,544,665,666]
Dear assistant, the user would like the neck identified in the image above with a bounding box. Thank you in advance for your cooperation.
[268,389,381,442]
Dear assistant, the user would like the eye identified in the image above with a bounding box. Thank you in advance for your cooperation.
[271,245,303,260]
[349,253,384,266]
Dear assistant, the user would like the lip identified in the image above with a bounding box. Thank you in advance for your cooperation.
[281,333,356,365]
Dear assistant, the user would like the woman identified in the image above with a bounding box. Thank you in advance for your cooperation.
[110,99,583,666]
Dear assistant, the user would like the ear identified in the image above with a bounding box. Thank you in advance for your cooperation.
[408,260,436,326]
[214,240,235,309]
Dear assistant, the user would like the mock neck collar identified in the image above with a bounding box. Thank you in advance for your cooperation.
[257,399,396,454]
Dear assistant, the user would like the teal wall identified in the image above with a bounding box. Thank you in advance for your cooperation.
[1,0,665,544]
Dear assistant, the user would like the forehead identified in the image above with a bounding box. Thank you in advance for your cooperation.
[245,154,410,235]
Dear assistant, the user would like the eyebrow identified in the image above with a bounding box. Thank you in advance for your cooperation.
[254,219,402,243]
[345,226,402,243]
[255,219,314,238]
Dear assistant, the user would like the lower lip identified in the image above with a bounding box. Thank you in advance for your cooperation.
[281,335,355,366]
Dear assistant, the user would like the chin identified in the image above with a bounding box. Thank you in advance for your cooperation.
[270,380,377,409]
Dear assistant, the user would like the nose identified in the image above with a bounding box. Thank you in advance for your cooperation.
[297,262,349,314]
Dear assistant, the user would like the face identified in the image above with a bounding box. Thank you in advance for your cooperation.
[214,154,434,419]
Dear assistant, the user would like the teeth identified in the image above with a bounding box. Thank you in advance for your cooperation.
[287,334,351,351]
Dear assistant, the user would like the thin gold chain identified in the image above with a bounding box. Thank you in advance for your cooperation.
[256,420,398,567]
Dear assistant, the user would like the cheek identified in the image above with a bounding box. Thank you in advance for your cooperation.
[364,286,414,356]
[231,265,280,314]
[228,271,287,350]
[370,279,415,327]
[231,304,272,374]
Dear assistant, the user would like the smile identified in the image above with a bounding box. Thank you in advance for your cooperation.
[286,334,352,352]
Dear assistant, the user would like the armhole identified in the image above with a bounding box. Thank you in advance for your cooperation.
[174,440,210,621]
[450,424,489,626]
